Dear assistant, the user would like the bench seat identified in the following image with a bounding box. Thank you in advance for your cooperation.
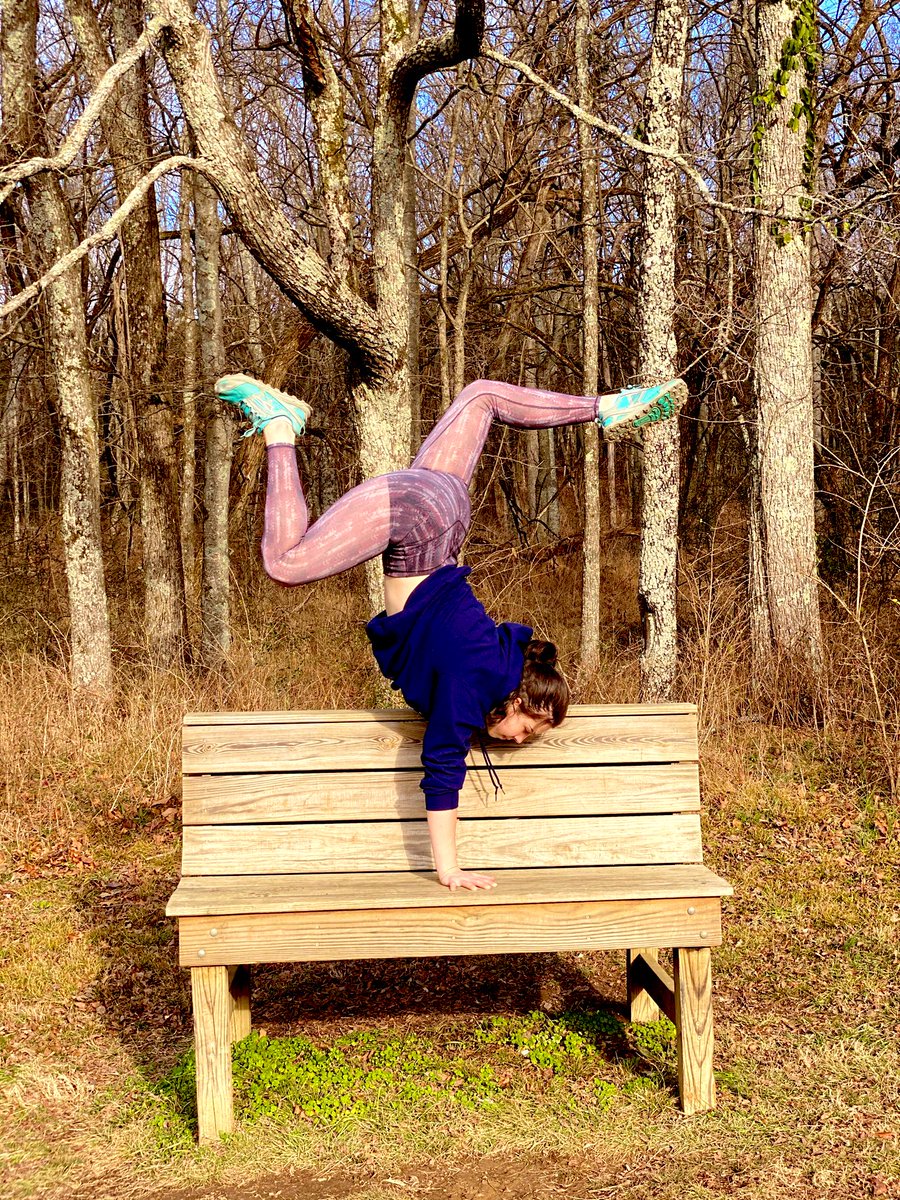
[167,863,733,917]
[168,704,732,1141]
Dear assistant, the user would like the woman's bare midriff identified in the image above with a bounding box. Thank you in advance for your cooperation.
[383,573,431,616]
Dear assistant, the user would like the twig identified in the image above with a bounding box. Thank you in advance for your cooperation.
[0,156,201,323]
[481,46,881,232]
[0,14,167,207]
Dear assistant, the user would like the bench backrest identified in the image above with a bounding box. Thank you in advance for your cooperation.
[180,704,702,877]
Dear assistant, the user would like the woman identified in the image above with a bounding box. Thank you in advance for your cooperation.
[216,374,686,891]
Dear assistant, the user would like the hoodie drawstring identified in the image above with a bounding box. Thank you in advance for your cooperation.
[477,730,504,802]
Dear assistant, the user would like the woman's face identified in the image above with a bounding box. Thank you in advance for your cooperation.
[487,697,552,744]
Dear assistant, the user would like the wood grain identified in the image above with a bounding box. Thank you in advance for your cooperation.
[177,897,723,965]
[180,813,704,875]
[183,703,698,726]
[182,712,699,774]
[182,763,702,824]
[191,966,233,1143]
[166,864,733,916]
[627,949,676,1023]
[674,946,716,1114]
[228,966,251,1043]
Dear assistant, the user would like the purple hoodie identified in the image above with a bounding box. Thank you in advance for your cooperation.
[365,565,532,810]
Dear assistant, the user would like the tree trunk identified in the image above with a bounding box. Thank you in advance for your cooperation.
[179,163,199,609]
[452,251,473,400]
[751,0,823,699]
[0,347,25,521]
[576,0,602,670]
[69,0,187,667]
[194,171,232,666]
[238,247,265,377]
[404,108,421,453]
[636,0,689,703]
[1,0,113,697]
[437,72,464,413]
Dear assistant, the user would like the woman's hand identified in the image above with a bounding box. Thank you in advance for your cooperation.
[427,810,496,891]
[438,868,497,892]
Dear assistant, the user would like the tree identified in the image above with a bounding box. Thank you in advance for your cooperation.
[576,0,602,671]
[68,0,187,667]
[1,0,113,696]
[194,173,233,666]
[148,0,485,465]
[636,0,690,702]
[750,0,824,697]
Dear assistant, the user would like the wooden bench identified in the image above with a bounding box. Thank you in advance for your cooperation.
[167,703,732,1143]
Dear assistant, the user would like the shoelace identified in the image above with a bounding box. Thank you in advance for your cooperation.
[477,730,504,802]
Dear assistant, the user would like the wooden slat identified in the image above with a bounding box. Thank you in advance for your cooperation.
[166,864,734,916]
[181,813,704,875]
[177,896,723,965]
[183,703,698,726]
[182,763,701,824]
[182,712,699,774]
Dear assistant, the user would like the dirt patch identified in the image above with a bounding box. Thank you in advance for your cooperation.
[139,1153,623,1200]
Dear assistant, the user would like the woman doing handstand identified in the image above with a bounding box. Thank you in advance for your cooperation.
[216,375,686,892]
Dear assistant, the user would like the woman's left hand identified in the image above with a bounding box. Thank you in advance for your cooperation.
[439,868,497,892]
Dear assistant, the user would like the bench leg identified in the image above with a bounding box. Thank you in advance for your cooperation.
[673,947,716,1114]
[229,966,252,1042]
[192,966,234,1143]
[627,947,661,1022]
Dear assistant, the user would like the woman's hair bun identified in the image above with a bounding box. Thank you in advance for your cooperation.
[524,639,558,668]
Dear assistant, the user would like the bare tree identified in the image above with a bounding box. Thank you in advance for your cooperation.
[69,0,188,667]
[636,0,690,702]
[149,0,484,456]
[750,0,824,695]
[576,0,602,671]
[194,173,233,666]
[1,0,113,696]
[178,164,199,611]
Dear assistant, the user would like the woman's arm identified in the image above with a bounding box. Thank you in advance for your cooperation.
[427,809,496,891]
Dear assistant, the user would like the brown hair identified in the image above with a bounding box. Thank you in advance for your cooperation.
[487,640,570,727]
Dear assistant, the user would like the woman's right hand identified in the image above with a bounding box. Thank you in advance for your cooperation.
[438,868,497,892]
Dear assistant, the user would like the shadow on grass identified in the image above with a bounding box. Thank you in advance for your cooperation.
[74,865,678,1127]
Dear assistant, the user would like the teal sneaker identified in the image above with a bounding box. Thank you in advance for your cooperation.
[214,373,312,438]
[596,378,687,441]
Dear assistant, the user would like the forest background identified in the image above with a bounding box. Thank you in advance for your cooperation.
[0,0,899,1197]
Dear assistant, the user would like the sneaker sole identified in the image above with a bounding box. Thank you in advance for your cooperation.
[604,379,688,442]
[215,373,312,426]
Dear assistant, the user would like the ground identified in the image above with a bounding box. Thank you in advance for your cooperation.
[2,571,899,1200]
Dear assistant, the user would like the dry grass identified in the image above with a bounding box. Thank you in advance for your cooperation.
[1,544,899,1200]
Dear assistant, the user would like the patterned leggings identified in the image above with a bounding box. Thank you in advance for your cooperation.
[262,379,599,583]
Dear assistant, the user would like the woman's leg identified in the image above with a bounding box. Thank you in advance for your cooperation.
[411,377,687,484]
[262,446,469,585]
[411,380,599,486]
[262,444,393,584]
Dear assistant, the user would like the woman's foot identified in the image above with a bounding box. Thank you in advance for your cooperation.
[215,373,312,438]
[596,379,687,440]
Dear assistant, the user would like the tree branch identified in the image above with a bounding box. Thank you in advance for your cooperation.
[389,0,485,113]
[280,0,328,96]
[0,155,197,323]
[149,0,398,382]
[481,46,817,228]
[839,133,900,194]
[483,48,733,209]
[0,13,166,206]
